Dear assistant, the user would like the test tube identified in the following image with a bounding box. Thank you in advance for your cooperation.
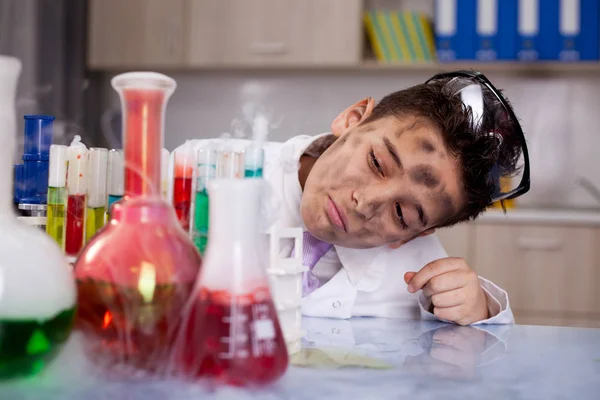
[192,146,216,255]
[161,148,170,200]
[216,150,244,179]
[86,148,108,242]
[173,147,195,231]
[46,145,68,249]
[106,149,124,216]
[65,144,88,258]
[244,146,264,178]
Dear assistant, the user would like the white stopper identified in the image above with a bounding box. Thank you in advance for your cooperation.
[87,148,108,208]
[48,144,68,188]
[67,135,88,195]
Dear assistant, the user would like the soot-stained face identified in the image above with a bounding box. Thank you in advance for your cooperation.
[300,114,465,249]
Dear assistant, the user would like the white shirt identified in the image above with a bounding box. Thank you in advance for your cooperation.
[176,134,514,325]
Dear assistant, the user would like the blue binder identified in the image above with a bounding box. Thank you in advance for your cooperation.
[516,0,555,60]
[475,0,518,60]
[555,0,599,61]
[435,0,477,61]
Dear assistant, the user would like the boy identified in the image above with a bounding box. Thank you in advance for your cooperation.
[183,70,529,325]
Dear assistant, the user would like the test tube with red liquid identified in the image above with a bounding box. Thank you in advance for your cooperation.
[172,179,288,386]
[65,140,88,258]
[74,72,201,375]
[173,146,195,231]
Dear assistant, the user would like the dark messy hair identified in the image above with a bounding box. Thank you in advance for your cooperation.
[362,79,522,227]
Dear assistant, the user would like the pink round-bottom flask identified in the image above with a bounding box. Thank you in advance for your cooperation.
[73,72,201,375]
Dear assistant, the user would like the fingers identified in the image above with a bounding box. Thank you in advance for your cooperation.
[407,258,464,293]
[422,271,468,297]
[404,271,416,284]
[430,289,467,308]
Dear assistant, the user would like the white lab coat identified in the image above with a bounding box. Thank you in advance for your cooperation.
[177,134,514,325]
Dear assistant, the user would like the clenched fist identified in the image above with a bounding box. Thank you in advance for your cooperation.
[405,257,489,325]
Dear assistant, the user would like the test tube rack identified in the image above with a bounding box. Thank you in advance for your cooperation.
[268,227,307,355]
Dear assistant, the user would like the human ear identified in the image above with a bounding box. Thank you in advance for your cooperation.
[331,97,376,137]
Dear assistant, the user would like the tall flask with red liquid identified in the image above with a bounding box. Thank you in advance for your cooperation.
[74,72,201,374]
[173,179,288,386]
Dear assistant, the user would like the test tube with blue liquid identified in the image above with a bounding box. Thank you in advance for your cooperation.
[244,113,268,178]
[244,146,264,178]
[193,146,216,255]
[106,149,124,217]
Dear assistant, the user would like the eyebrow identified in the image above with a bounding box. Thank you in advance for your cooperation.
[410,165,440,189]
[383,137,402,169]
[417,137,436,153]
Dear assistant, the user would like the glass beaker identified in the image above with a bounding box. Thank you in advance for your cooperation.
[172,179,288,386]
[74,72,201,375]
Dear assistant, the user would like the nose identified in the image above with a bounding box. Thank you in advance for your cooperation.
[352,190,385,221]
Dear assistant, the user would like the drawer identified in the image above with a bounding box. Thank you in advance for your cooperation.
[472,224,600,314]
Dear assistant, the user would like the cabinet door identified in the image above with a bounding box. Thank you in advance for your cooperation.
[435,224,472,262]
[188,0,363,66]
[88,0,186,69]
[472,224,600,315]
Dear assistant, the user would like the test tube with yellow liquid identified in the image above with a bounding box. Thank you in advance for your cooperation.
[86,148,108,242]
[46,144,68,249]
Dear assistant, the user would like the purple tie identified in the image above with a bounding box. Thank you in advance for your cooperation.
[301,231,333,296]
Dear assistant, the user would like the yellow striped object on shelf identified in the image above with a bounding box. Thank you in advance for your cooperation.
[364,10,436,63]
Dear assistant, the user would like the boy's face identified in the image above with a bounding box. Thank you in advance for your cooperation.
[301,109,465,249]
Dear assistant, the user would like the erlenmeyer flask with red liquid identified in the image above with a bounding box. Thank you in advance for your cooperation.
[172,179,288,386]
[73,72,201,375]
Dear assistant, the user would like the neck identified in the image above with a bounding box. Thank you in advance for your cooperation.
[298,134,337,191]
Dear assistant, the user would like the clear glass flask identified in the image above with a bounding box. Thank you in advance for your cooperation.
[0,55,76,379]
[173,179,288,386]
[74,72,201,375]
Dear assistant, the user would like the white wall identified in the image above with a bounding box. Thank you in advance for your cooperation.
[99,70,600,210]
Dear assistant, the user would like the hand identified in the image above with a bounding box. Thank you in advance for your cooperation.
[404,257,489,325]
[404,325,490,379]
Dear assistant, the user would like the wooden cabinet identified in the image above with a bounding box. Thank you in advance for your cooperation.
[435,224,472,262]
[88,0,364,69]
[187,0,363,67]
[471,224,600,326]
[88,0,187,69]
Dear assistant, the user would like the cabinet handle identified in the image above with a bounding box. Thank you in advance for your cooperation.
[250,41,288,55]
[517,237,563,251]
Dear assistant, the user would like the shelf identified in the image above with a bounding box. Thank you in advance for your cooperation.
[90,60,600,75]
[358,60,600,74]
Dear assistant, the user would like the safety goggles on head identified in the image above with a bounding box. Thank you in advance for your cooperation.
[425,70,530,203]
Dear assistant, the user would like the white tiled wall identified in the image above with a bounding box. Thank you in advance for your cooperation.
[99,70,600,210]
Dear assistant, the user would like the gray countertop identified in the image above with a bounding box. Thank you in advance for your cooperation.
[477,208,600,226]
[2,317,600,400]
